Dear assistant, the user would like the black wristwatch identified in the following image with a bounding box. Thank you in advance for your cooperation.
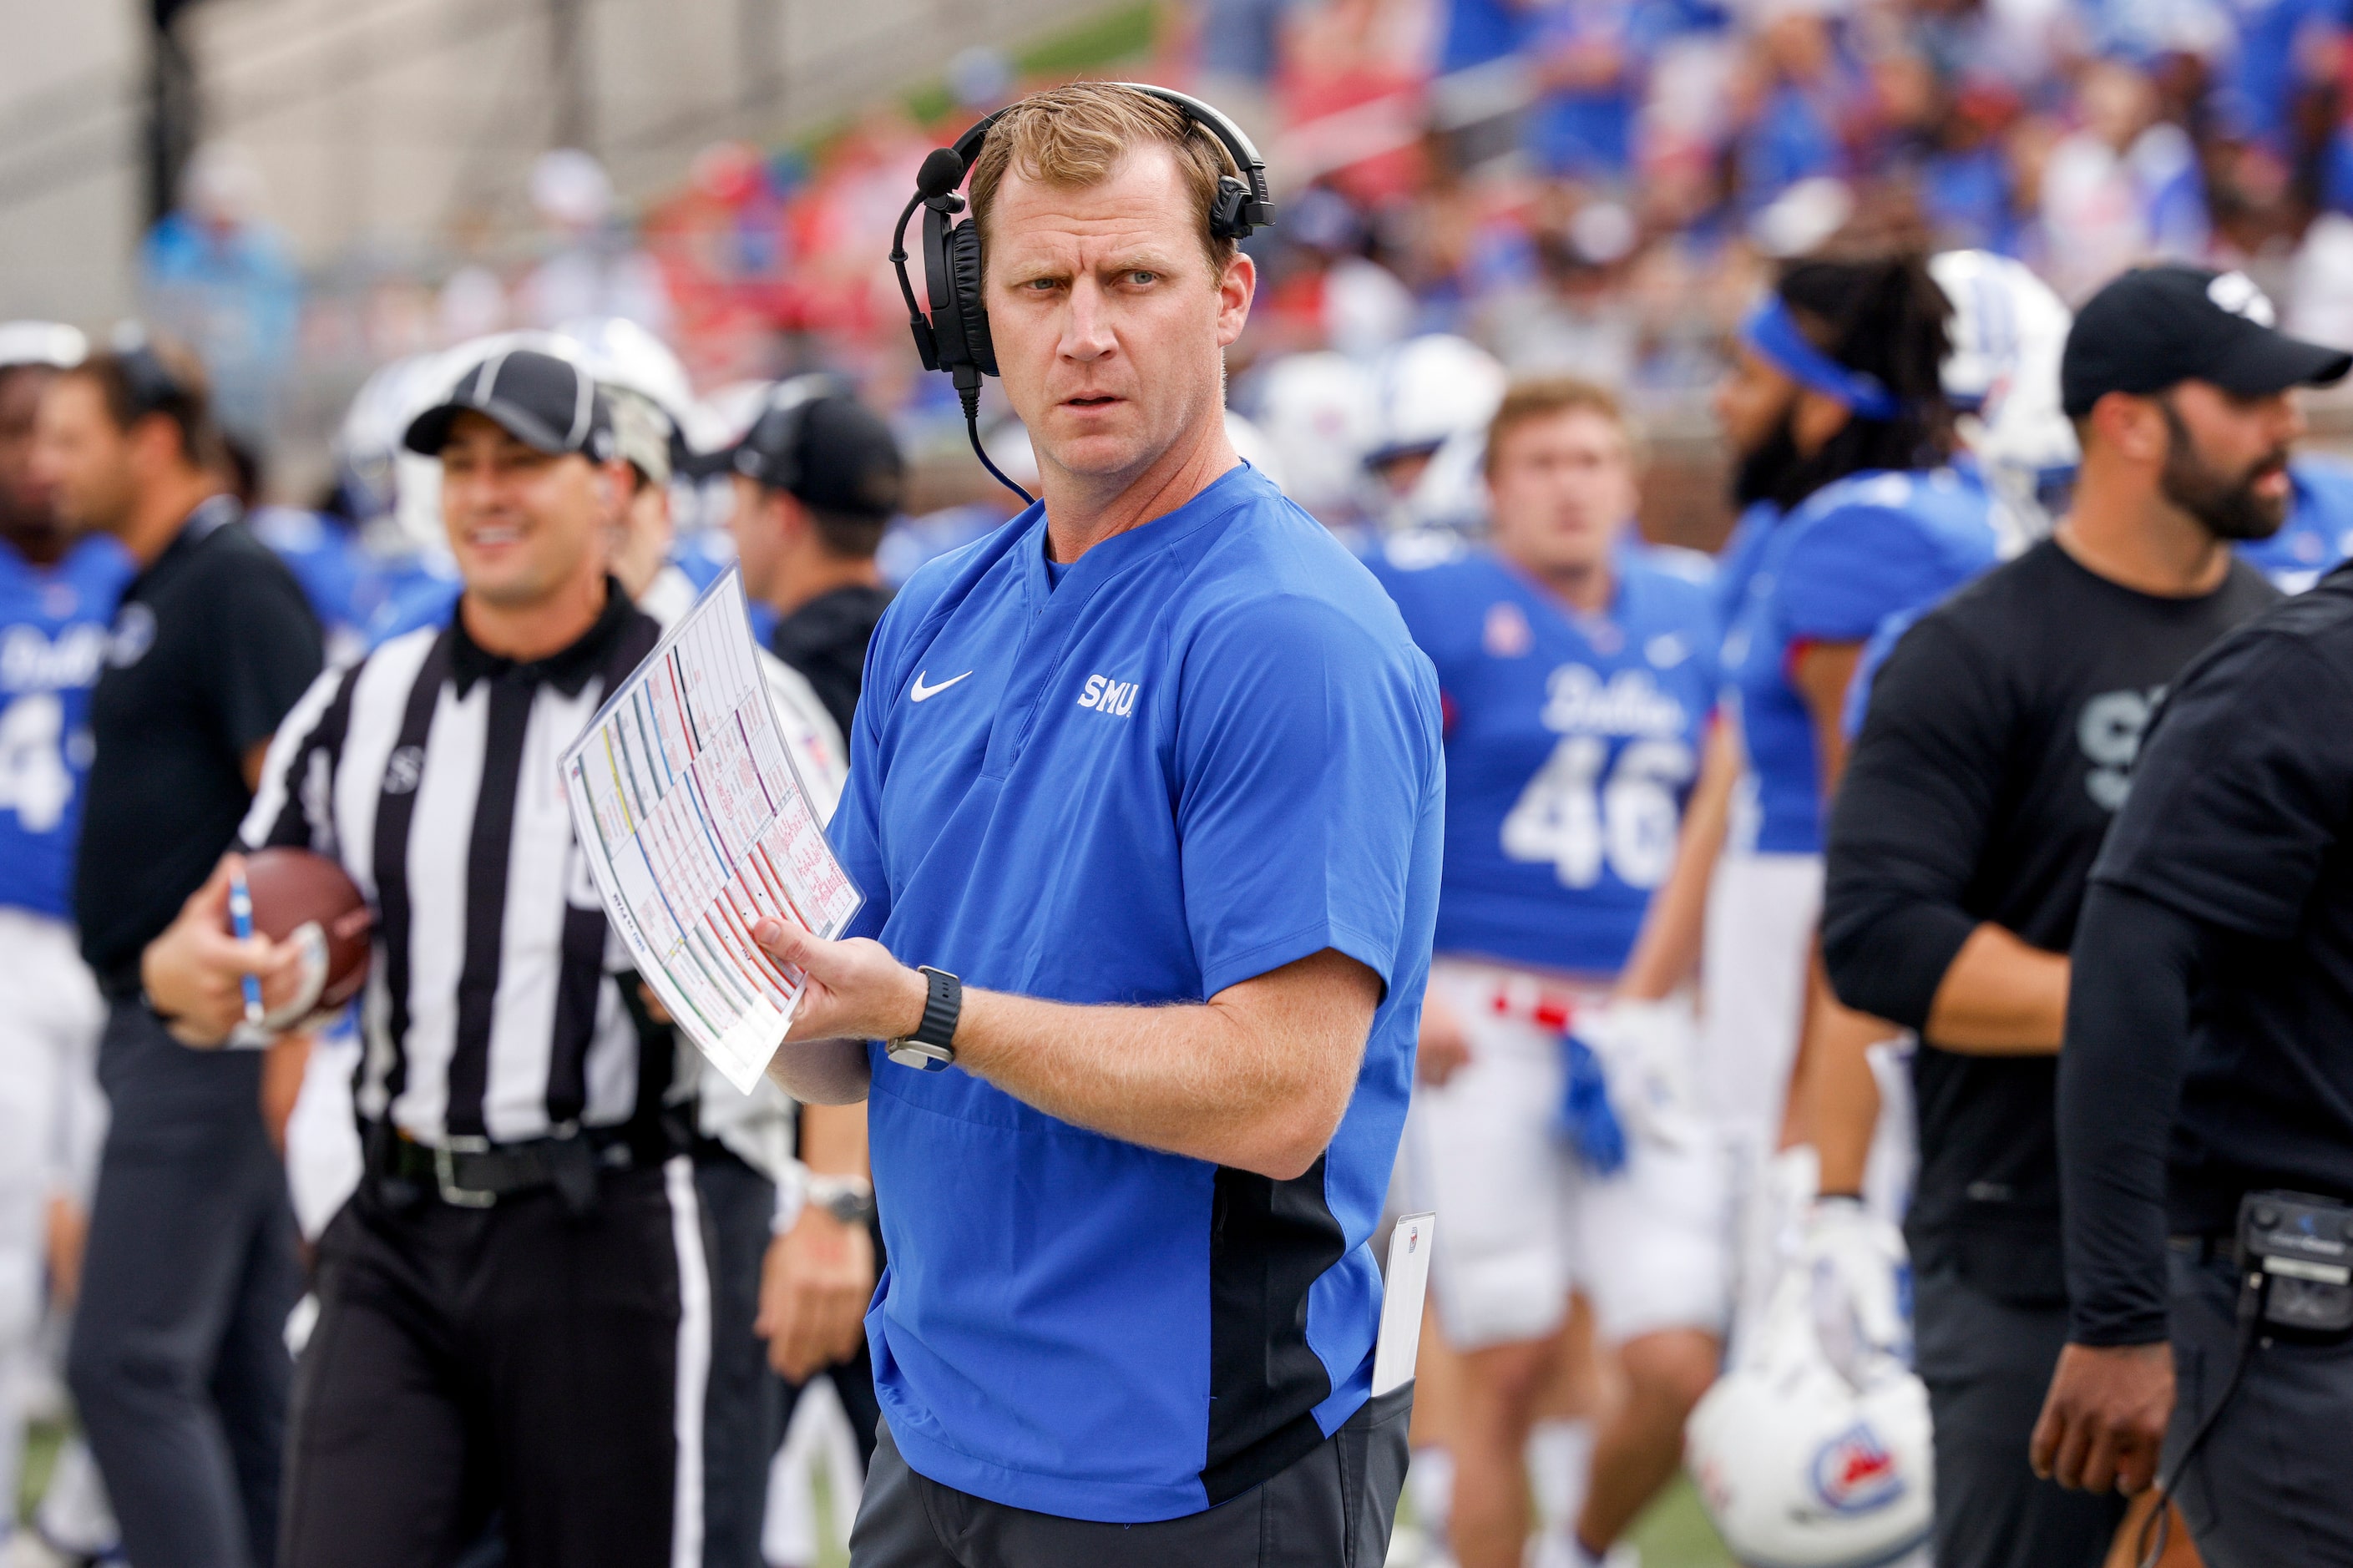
[886,966,961,1072]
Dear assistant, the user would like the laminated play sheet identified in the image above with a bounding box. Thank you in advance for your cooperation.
[562,568,861,1090]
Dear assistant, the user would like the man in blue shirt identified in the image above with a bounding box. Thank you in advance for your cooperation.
[752,83,1445,1566]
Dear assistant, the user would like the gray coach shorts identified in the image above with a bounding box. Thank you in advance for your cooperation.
[848,1385,1411,1568]
[2168,1248,2353,1568]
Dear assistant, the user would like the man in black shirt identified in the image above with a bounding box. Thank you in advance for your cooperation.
[33,342,323,1568]
[726,380,905,737]
[2037,569,2353,1566]
[1823,264,2344,1568]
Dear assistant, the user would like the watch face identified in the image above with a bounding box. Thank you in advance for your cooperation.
[887,1040,952,1072]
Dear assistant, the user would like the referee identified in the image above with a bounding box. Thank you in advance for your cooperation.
[2033,399,2353,1555]
[34,341,321,1568]
[757,83,1444,1565]
[1819,266,2335,1567]
[144,347,707,1567]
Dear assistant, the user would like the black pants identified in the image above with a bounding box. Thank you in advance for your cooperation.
[2168,1249,2353,1567]
[1912,1264,2126,1568]
[697,1151,883,1568]
[68,998,300,1568]
[848,1385,1411,1568]
[280,1157,705,1568]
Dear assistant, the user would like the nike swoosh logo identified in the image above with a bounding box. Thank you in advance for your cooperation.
[908,670,972,702]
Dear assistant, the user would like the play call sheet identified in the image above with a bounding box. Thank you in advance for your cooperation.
[561,569,862,1092]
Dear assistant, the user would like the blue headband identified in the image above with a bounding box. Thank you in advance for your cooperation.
[1739,295,1901,422]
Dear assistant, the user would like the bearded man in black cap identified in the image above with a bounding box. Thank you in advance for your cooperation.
[2030,264,2353,1560]
[1819,263,2348,1568]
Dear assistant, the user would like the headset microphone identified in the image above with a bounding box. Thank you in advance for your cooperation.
[887,83,1274,508]
[915,148,967,201]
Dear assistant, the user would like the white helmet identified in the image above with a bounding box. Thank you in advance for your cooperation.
[1364,333,1506,472]
[1931,250,2079,538]
[1685,1269,1934,1568]
[0,321,87,372]
[695,378,784,455]
[1222,409,1287,492]
[335,354,452,523]
[1248,351,1376,524]
[554,316,696,436]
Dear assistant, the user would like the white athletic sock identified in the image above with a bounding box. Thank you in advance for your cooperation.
[1405,1444,1455,1547]
[1526,1418,1595,1540]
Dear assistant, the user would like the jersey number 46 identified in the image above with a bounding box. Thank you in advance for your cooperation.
[1500,736,1692,890]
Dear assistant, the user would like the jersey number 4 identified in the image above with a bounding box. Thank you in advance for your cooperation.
[0,694,72,833]
[1500,736,1692,890]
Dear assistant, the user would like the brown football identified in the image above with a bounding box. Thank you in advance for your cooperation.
[243,847,373,1011]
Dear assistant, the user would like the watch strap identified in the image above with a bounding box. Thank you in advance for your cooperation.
[912,965,960,1050]
[886,966,961,1071]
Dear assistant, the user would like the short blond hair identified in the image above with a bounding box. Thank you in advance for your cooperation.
[1484,377,1642,478]
[968,83,1240,275]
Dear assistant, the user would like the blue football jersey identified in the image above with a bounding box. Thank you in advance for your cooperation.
[364,564,461,647]
[1719,468,2001,854]
[1370,539,1718,975]
[251,507,372,655]
[0,535,134,919]
[2235,458,2353,594]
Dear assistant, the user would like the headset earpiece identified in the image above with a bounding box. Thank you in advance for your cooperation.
[1210,176,1252,243]
[944,220,995,378]
[922,195,995,382]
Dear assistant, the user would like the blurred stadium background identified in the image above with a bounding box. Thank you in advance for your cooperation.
[18,0,2353,552]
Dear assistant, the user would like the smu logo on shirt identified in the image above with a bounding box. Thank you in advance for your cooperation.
[2078,685,2163,811]
[0,624,108,695]
[1540,664,1690,738]
[1077,674,1140,716]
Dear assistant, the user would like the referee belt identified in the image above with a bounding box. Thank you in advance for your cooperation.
[369,1121,649,1210]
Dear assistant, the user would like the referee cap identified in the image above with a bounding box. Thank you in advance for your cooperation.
[2061,265,2351,417]
[404,347,617,462]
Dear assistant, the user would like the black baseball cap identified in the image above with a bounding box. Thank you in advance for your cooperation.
[404,347,617,460]
[2061,264,2351,417]
[731,385,906,520]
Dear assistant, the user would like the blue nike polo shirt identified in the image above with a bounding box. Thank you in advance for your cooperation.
[827,462,1445,1523]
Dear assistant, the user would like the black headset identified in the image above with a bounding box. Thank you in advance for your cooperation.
[888,83,1274,503]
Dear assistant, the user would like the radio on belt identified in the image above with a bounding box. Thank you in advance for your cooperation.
[2240,1189,2353,1334]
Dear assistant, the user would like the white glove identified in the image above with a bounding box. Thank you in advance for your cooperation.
[1801,1195,1910,1386]
[1573,996,1698,1149]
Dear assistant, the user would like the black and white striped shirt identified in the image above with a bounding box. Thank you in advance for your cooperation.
[242,589,669,1146]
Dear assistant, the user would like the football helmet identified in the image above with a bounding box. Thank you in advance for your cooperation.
[1686,1264,1934,1568]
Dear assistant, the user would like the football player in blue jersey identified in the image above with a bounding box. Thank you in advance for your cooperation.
[1698,245,2002,1338]
[1371,378,1725,1568]
[0,325,133,1559]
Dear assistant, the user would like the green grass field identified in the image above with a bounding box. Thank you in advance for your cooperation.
[1625,1475,1735,1567]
